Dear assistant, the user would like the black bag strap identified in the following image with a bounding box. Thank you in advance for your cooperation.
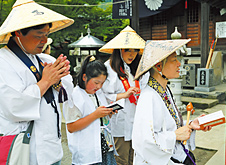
[22,121,34,144]
[7,37,54,104]
[94,94,103,126]
[0,121,34,144]
[7,38,61,138]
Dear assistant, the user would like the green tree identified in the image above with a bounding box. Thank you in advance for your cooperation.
[0,0,15,25]
[0,0,129,57]
[38,0,129,57]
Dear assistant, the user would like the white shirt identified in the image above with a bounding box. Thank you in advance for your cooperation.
[102,60,149,141]
[132,85,196,165]
[0,46,74,165]
[64,86,116,165]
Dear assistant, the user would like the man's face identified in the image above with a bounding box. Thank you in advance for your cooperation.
[16,24,50,55]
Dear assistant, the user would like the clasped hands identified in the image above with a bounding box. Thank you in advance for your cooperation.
[42,54,70,87]
[37,54,70,96]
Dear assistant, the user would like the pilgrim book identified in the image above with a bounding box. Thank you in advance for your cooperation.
[198,110,225,129]
[106,99,124,112]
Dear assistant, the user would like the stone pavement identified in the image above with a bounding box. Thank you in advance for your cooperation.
[181,83,226,165]
[61,122,72,164]
[184,104,225,165]
[60,83,226,165]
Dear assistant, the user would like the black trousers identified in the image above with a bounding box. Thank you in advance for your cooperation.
[171,151,196,165]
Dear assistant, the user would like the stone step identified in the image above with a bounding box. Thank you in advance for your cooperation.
[181,96,219,109]
[182,89,225,102]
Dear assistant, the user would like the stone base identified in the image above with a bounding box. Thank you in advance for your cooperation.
[194,86,215,92]
[176,104,186,112]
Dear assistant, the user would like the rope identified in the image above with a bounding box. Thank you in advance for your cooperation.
[37,0,130,7]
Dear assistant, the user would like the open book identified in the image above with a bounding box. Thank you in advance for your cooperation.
[106,99,124,112]
[198,110,225,129]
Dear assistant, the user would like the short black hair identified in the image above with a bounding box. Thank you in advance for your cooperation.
[11,23,52,36]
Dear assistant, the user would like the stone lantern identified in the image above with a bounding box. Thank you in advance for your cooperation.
[68,28,106,73]
[169,27,188,112]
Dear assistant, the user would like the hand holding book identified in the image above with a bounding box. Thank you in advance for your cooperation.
[189,110,225,132]
[198,110,225,130]
[106,99,124,112]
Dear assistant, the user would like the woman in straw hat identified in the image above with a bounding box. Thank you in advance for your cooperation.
[0,0,74,164]
[99,26,150,165]
[132,39,211,165]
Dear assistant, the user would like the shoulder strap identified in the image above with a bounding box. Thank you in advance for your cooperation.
[166,86,183,126]
[94,93,103,126]
[7,38,61,138]
[7,37,54,104]
[22,121,34,144]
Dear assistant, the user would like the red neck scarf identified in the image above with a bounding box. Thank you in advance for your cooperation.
[120,67,140,105]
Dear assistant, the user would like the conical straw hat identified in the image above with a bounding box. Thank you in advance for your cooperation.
[134,39,191,80]
[0,0,74,44]
[99,26,145,54]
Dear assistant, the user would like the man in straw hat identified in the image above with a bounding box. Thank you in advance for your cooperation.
[0,0,74,164]
[132,39,212,165]
[99,26,150,165]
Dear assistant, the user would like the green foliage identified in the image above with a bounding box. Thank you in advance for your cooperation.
[44,0,128,41]
[0,0,15,24]
[40,0,130,57]
[0,0,129,56]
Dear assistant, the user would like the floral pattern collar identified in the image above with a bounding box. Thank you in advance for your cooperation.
[148,77,183,128]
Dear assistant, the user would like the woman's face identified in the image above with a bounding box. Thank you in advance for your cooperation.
[121,49,139,64]
[162,53,181,79]
[83,74,106,94]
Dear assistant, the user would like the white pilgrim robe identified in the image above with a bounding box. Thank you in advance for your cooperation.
[102,60,150,141]
[0,46,74,165]
[132,85,196,165]
[65,86,116,165]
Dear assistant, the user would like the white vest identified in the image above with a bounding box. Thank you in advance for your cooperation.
[0,46,74,164]
[66,86,109,165]
[102,60,150,141]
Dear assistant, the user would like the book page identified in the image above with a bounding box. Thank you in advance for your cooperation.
[106,99,124,112]
[198,110,224,125]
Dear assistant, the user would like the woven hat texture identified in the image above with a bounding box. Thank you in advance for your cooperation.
[134,39,191,80]
[0,0,74,44]
[99,26,145,54]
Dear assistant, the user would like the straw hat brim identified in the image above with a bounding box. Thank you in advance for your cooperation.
[134,39,191,80]
[99,26,145,54]
[0,1,74,44]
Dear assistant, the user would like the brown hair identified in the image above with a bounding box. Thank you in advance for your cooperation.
[109,49,141,79]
